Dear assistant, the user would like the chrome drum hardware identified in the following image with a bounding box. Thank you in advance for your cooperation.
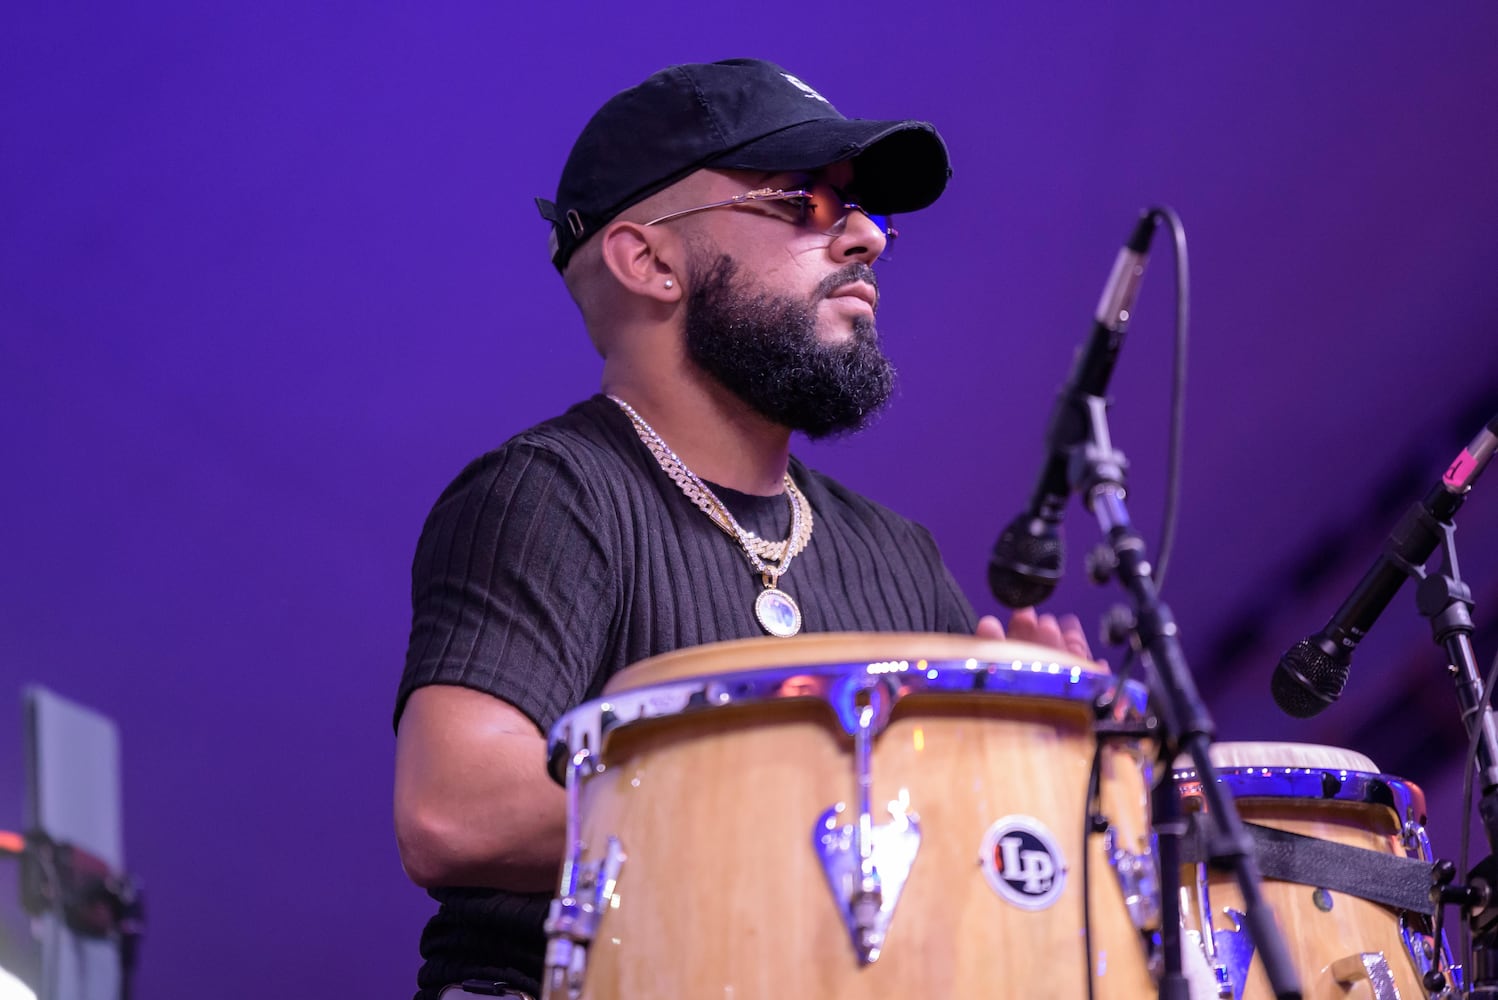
[543,750,625,1000]
[814,800,921,964]
[1329,952,1401,999]
[1104,828,1160,934]
[810,679,919,964]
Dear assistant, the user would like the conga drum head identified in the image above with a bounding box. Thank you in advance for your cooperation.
[1173,740,1379,774]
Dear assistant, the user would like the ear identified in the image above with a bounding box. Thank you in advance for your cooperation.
[597,221,683,304]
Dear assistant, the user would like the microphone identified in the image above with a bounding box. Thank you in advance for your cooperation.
[988,211,1159,607]
[1272,413,1498,717]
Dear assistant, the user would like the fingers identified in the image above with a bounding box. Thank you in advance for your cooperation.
[1005,607,1094,661]
[1057,613,1093,660]
[975,614,1006,640]
[1012,607,1064,650]
[980,608,1107,672]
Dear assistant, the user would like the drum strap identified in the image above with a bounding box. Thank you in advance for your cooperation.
[1179,819,1438,916]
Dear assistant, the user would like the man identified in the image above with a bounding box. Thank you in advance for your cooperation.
[392,58,1090,1000]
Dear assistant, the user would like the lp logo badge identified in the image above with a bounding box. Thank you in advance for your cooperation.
[980,816,1066,910]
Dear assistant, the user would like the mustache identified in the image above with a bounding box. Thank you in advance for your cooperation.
[816,263,880,308]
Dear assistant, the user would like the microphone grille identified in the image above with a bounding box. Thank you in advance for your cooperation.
[988,520,1064,608]
[1270,637,1350,719]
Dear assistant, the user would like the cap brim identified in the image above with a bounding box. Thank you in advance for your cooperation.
[707,118,951,215]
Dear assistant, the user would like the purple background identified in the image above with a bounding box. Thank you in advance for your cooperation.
[3,5,1497,996]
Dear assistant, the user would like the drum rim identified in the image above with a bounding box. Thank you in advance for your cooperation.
[1172,762,1428,829]
[601,633,1105,694]
[548,646,1147,784]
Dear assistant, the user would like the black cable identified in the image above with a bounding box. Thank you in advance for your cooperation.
[1098,646,1141,716]
[1082,735,1104,1000]
[1146,205,1190,594]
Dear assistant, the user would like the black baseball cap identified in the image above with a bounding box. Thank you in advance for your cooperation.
[536,58,952,271]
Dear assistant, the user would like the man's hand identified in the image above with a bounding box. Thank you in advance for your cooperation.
[976,607,1095,662]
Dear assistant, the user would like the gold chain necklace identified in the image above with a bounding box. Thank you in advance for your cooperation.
[610,395,813,637]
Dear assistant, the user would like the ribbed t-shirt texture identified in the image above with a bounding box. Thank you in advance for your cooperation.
[396,395,977,997]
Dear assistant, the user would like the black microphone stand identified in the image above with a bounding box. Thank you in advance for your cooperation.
[1072,394,1302,1000]
[1415,517,1497,996]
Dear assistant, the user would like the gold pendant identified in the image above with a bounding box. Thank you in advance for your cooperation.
[755,586,802,638]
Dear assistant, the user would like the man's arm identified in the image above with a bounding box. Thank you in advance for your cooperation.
[393,684,566,894]
[394,437,616,895]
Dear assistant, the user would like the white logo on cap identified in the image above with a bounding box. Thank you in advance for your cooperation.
[781,73,831,104]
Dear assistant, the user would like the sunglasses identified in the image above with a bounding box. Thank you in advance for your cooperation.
[643,187,897,255]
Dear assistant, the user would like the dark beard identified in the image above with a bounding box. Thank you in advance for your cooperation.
[683,253,895,439]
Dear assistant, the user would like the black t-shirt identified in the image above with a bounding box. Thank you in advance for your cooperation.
[396,395,977,997]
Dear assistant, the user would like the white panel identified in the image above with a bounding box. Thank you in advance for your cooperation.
[23,687,123,1000]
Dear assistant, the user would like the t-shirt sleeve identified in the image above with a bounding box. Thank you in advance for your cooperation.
[395,441,618,736]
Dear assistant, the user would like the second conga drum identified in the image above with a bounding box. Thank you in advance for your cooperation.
[1175,742,1451,1000]
[541,633,1159,999]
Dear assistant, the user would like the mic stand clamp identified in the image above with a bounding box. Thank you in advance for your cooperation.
[1415,519,1498,996]
[1420,859,1473,995]
[1072,395,1303,1000]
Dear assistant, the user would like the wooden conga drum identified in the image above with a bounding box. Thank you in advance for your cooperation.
[541,633,1159,999]
[1175,742,1450,1000]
